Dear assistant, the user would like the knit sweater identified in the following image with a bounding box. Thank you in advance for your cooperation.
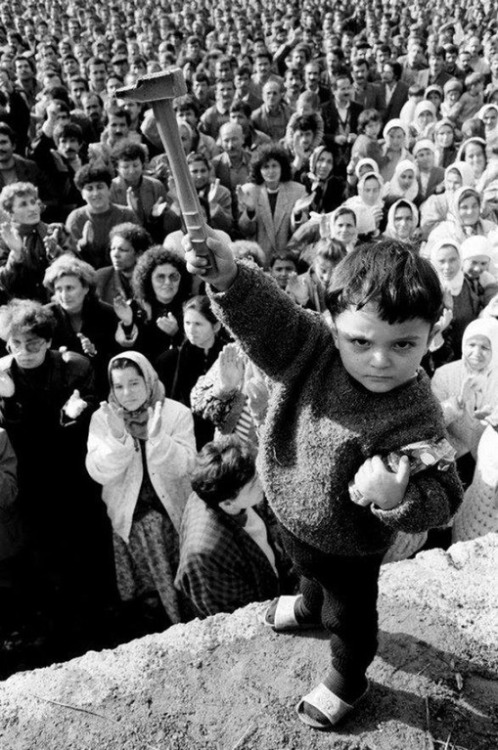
[209,264,463,556]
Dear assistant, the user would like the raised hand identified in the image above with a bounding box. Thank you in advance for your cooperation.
[151,197,168,217]
[100,401,126,439]
[113,292,133,325]
[126,186,139,214]
[63,389,88,420]
[0,369,14,398]
[0,221,23,259]
[147,400,162,439]
[79,220,94,250]
[236,185,255,213]
[246,374,269,425]
[208,178,220,204]
[217,343,245,392]
[77,332,97,358]
[285,272,309,306]
[156,312,178,336]
[293,193,315,215]
[182,228,238,291]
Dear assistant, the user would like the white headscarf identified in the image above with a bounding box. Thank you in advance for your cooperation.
[383,159,418,201]
[430,238,465,296]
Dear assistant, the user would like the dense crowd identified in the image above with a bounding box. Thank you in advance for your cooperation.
[0,0,497,697]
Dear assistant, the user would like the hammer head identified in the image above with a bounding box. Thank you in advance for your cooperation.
[115,68,187,103]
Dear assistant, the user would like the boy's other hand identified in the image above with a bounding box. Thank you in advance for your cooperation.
[182,228,238,292]
[351,455,410,510]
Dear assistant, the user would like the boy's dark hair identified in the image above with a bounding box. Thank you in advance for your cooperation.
[292,114,318,134]
[75,163,114,191]
[316,238,347,265]
[192,435,257,508]
[250,143,292,184]
[173,94,201,120]
[230,100,252,118]
[0,123,15,144]
[358,108,381,132]
[109,222,152,255]
[325,240,443,325]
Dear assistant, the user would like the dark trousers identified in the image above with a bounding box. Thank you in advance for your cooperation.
[280,526,384,683]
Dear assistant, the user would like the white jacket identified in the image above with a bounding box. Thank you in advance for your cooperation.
[86,399,196,542]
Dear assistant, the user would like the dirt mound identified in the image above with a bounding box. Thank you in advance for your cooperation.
[0,535,497,750]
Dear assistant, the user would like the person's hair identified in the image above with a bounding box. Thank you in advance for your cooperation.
[333,71,353,86]
[173,93,200,119]
[186,151,211,170]
[0,298,55,342]
[230,100,252,118]
[333,206,357,225]
[111,140,147,165]
[231,240,266,267]
[235,65,252,78]
[292,113,318,133]
[109,222,152,255]
[191,435,257,508]
[132,246,190,305]
[250,143,292,184]
[0,182,38,215]
[430,46,446,60]
[53,122,83,144]
[43,255,97,295]
[408,83,425,97]
[75,163,114,190]
[255,50,272,63]
[0,122,15,144]
[357,108,381,133]
[87,56,107,72]
[183,294,218,326]
[109,357,143,380]
[315,238,347,265]
[325,240,443,325]
[460,119,486,140]
[107,106,131,125]
[384,60,402,80]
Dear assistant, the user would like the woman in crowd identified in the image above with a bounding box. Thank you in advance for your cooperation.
[382,159,419,212]
[125,247,192,364]
[44,255,120,397]
[237,144,307,267]
[300,145,347,215]
[380,119,412,182]
[457,137,488,183]
[433,119,458,169]
[384,199,420,245]
[420,163,474,239]
[95,222,152,306]
[86,351,196,626]
[426,186,497,251]
[430,238,482,361]
[156,295,229,448]
[344,171,384,237]
[0,299,109,634]
[328,206,358,253]
[432,318,498,488]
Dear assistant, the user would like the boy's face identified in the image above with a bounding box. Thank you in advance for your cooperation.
[331,303,433,393]
[415,148,434,171]
[271,259,296,289]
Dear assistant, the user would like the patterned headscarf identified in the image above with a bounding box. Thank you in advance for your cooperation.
[108,351,165,440]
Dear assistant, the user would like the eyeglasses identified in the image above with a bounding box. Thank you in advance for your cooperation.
[153,272,181,284]
[8,337,47,353]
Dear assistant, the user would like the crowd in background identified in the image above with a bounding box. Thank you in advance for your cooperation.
[1,0,498,674]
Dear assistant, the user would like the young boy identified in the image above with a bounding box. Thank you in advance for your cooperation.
[185,233,463,730]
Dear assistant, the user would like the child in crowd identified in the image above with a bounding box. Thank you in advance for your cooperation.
[184,230,462,731]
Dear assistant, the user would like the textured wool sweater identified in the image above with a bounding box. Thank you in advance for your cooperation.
[209,264,463,556]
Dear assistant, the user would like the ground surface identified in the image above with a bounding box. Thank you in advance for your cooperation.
[0,535,497,750]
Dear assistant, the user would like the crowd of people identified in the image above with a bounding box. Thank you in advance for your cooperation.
[0,0,497,713]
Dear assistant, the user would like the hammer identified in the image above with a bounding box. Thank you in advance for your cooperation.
[116,69,215,268]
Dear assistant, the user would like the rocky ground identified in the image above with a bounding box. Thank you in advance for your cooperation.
[0,534,497,750]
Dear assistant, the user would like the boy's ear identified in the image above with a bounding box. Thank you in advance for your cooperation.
[427,322,441,351]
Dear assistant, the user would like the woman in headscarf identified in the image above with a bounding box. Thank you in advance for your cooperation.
[420,162,474,239]
[478,103,498,155]
[426,186,497,252]
[86,351,197,626]
[410,100,437,141]
[457,137,488,183]
[432,318,498,490]
[382,159,419,213]
[384,199,420,245]
[327,205,358,253]
[429,237,482,361]
[300,145,347,215]
[379,119,413,182]
[433,118,458,169]
[344,171,384,237]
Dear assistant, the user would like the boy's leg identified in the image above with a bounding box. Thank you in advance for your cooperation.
[317,553,384,703]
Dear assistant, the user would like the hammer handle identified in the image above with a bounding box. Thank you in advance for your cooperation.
[152,99,216,269]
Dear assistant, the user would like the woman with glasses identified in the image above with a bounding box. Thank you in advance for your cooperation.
[0,299,111,642]
[117,247,192,365]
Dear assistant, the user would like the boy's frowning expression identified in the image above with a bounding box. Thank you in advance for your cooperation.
[331,303,433,393]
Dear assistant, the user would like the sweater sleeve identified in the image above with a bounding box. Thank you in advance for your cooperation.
[85,408,137,485]
[208,263,329,383]
[146,400,197,479]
